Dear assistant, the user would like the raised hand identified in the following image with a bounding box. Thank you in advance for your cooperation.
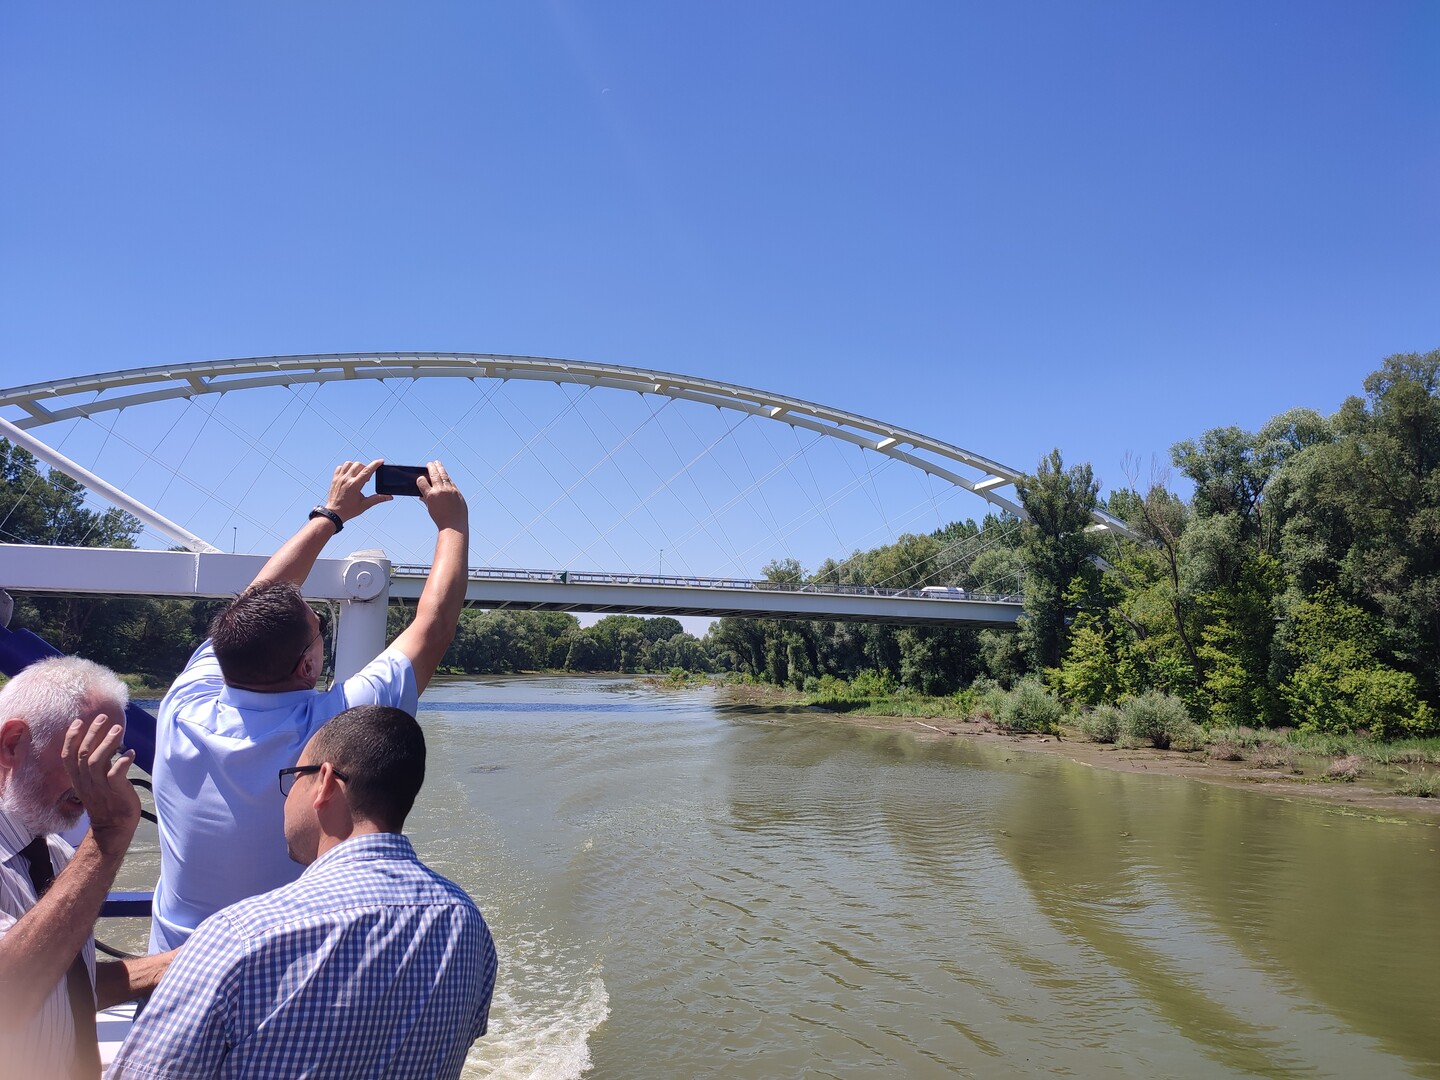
[324,459,393,523]
[416,460,468,532]
[62,714,140,859]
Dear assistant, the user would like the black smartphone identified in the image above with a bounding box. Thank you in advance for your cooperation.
[374,464,428,497]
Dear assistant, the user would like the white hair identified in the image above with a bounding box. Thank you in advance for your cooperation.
[0,656,129,752]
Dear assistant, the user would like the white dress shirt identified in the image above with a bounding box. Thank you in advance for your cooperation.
[0,804,98,1080]
[148,641,418,952]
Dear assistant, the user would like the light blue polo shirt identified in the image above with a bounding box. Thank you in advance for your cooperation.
[147,641,418,953]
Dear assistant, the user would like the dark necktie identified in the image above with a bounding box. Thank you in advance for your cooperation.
[19,835,101,1080]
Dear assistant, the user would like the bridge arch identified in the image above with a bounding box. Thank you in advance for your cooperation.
[0,352,1130,533]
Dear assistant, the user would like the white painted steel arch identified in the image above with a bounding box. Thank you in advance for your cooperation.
[0,352,1131,532]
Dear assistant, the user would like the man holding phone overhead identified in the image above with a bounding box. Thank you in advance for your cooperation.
[147,459,468,952]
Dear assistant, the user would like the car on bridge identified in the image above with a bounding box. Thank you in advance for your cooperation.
[919,586,969,598]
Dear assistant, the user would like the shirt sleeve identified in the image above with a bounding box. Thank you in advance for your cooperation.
[105,913,244,1079]
[474,920,498,1040]
[163,641,225,706]
[328,647,420,715]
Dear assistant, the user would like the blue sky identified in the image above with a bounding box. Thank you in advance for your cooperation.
[2,2,1437,579]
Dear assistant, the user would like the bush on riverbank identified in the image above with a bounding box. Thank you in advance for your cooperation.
[1051,708,1437,794]
[804,671,975,718]
[1325,754,1363,781]
[1077,703,1123,743]
[1396,770,1440,797]
[1076,693,1199,749]
[991,676,1064,734]
[1201,725,1440,767]
[1114,692,1198,750]
[795,671,1063,731]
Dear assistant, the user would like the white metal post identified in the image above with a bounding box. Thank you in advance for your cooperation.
[331,552,392,681]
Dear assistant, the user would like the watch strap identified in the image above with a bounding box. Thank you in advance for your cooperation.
[308,506,344,533]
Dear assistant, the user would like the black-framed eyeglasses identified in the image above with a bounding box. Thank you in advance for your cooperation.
[278,764,349,797]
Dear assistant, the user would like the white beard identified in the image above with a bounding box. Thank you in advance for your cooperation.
[0,759,78,837]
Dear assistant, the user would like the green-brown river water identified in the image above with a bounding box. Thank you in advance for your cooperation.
[117,675,1440,1078]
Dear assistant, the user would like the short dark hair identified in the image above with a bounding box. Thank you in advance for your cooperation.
[307,705,426,831]
[209,581,314,686]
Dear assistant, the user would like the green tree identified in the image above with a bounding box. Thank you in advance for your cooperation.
[1121,482,1201,680]
[563,630,607,672]
[646,632,712,673]
[897,625,980,695]
[978,629,1027,687]
[1337,354,1440,696]
[1266,352,1440,703]
[1015,449,1099,671]
[446,610,509,672]
[534,612,582,668]
[642,617,684,644]
[862,532,941,590]
[1,440,141,549]
[1281,587,1437,737]
[1172,426,1270,546]
[762,558,805,584]
[1167,420,1313,725]
[708,618,768,675]
[0,440,197,672]
[1192,555,1282,726]
[1053,615,1126,706]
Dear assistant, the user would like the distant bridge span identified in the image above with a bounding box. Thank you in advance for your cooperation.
[389,565,1023,627]
[1,545,1021,630]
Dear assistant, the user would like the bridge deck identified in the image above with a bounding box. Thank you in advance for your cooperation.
[390,567,1023,626]
[3,546,1022,628]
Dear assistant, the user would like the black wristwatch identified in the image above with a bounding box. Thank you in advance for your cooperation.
[308,506,344,533]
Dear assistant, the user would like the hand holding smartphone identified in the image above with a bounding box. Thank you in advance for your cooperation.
[374,464,428,497]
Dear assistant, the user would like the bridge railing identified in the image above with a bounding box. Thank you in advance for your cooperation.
[388,565,1024,605]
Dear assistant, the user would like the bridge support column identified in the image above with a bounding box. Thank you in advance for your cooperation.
[330,551,392,682]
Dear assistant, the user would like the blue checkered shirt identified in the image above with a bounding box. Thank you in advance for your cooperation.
[107,833,497,1079]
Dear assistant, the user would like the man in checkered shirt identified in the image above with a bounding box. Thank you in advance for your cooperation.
[108,704,498,1079]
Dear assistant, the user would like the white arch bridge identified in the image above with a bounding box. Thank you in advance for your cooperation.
[1,354,1128,676]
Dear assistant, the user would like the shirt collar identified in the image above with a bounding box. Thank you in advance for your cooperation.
[0,802,38,862]
[304,831,417,876]
[218,684,318,711]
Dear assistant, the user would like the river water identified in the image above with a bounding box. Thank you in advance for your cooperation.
[112,675,1439,1078]
[391,676,1438,1079]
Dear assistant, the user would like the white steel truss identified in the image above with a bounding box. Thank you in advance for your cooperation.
[0,352,1134,534]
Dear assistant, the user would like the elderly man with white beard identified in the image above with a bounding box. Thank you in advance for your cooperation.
[0,657,174,1080]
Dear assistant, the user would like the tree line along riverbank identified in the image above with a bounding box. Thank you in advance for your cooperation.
[4,349,1438,772]
[705,351,1440,747]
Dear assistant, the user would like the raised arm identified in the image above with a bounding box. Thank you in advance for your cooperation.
[0,716,138,1028]
[248,460,393,590]
[390,461,468,693]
